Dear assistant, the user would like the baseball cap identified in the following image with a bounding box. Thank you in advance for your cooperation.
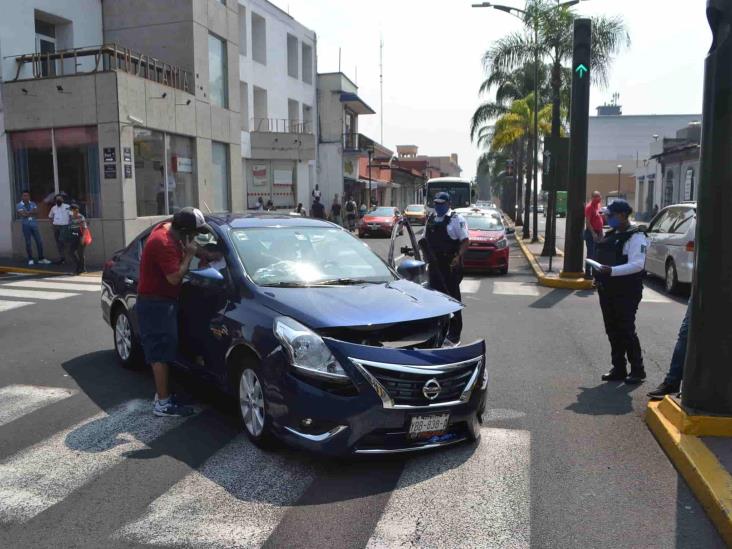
[433,191,451,204]
[607,199,633,215]
[172,207,213,234]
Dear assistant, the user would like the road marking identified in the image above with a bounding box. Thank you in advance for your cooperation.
[53,275,102,284]
[3,280,100,292]
[0,385,75,428]
[0,288,79,301]
[0,300,34,313]
[395,254,405,262]
[0,399,191,523]
[460,278,482,294]
[642,287,673,303]
[493,281,541,296]
[367,428,531,548]
[115,437,317,548]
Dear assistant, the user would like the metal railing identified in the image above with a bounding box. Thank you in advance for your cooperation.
[10,44,193,93]
[250,118,313,134]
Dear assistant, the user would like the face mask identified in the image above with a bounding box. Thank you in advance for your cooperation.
[434,204,449,216]
[608,216,622,229]
[56,200,63,206]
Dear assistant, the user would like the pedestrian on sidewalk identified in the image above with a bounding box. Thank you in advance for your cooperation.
[648,300,690,399]
[593,199,649,384]
[16,191,51,266]
[137,207,211,417]
[66,204,88,274]
[330,195,343,226]
[48,194,71,264]
[584,191,604,278]
[345,196,357,231]
[310,196,326,219]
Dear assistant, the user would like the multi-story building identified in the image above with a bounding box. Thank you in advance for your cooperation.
[396,145,461,178]
[0,0,317,264]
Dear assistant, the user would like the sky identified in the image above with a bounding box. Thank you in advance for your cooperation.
[269,0,709,180]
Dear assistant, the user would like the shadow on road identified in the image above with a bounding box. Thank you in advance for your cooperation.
[529,289,572,309]
[565,382,643,416]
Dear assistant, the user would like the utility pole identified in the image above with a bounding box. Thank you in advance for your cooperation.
[561,18,591,277]
[682,0,732,415]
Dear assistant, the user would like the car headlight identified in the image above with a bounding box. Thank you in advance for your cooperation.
[274,317,348,381]
[496,238,508,249]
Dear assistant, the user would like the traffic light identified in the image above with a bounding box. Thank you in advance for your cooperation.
[506,159,514,177]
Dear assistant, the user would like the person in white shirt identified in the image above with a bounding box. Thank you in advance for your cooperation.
[48,193,71,264]
[592,199,649,384]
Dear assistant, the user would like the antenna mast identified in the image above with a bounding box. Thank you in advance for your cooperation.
[380,36,384,145]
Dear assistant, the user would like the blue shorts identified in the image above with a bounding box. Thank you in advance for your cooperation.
[136,297,178,364]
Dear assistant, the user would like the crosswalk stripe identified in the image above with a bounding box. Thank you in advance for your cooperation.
[3,281,100,292]
[493,281,541,296]
[367,428,531,548]
[52,275,102,284]
[0,288,78,301]
[0,399,191,523]
[115,437,317,548]
[0,385,75,428]
[642,287,673,303]
[460,278,482,294]
[0,300,34,313]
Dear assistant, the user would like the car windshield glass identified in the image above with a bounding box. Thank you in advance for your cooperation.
[465,215,503,231]
[230,227,397,286]
[369,207,395,216]
[405,205,423,212]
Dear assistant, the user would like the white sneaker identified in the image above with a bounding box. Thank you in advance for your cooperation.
[38,259,52,265]
[27,260,35,266]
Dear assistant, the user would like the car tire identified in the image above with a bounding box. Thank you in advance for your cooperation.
[665,260,681,295]
[237,364,277,449]
[112,308,143,369]
[498,266,508,275]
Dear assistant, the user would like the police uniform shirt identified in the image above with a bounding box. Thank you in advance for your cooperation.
[610,229,648,277]
[433,209,470,241]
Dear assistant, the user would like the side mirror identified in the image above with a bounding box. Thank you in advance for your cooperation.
[637,223,649,233]
[397,259,427,283]
[188,267,225,288]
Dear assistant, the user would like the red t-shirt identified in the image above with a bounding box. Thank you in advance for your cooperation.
[585,201,604,233]
[138,223,184,299]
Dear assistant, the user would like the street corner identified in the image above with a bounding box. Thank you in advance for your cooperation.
[513,234,594,291]
[646,396,732,545]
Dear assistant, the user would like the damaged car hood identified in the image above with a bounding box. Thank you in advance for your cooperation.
[255,279,462,329]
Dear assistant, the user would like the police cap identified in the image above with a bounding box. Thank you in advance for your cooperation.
[607,199,633,215]
[433,192,450,204]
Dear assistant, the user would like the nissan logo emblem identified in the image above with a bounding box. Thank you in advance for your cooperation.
[422,378,442,400]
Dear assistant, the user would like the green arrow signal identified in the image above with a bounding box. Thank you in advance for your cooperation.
[575,64,588,78]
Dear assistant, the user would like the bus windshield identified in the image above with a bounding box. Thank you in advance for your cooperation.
[426,182,471,209]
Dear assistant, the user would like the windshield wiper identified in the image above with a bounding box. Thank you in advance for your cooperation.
[313,278,384,286]
[260,281,311,288]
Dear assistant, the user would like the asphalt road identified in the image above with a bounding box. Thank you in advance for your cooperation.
[0,234,722,548]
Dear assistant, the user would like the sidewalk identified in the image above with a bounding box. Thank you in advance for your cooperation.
[0,257,101,276]
[513,235,594,290]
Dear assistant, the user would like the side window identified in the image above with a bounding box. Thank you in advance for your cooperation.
[670,208,696,235]
[648,211,670,233]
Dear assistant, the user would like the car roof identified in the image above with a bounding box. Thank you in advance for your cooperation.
[206,212,336,229]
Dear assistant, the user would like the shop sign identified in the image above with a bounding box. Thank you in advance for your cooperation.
[274,169,293,186]
[124,164,133,179]
[104,147,116,163]
[104,164,117,179]
[123,147,132,163]
[175,156,193,173]
[344,159,355,178]
[252,164,268,186]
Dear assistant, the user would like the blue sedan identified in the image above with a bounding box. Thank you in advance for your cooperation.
[101,213,487,455]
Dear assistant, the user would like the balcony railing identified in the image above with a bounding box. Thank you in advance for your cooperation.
[11,44,193,93]
[343,132,378,152]
[251,118,313,134]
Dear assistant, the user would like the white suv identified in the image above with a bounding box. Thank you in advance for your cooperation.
[642,202,696,294]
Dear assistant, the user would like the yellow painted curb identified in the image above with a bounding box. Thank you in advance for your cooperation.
[646,397,732,545]
[0,265,71,276]
[658,396,732,438]
[513,236,594,291]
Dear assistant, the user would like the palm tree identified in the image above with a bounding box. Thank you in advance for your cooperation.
[482,0,630,254]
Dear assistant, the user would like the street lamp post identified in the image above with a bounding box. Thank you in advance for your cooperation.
[617,164,622,198]
[368,147,374,207]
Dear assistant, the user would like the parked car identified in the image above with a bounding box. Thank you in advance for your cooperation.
[403,204,427,225]
[640,202,696,294]
[462,212,509,275]
[537,205,545,214]
[358,206,403,237]
[101,214,487,455]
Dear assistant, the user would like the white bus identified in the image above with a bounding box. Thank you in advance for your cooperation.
[424,177,473,212]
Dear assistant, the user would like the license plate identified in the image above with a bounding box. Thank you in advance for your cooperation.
[369,224,379,229]
[409,413,449,438]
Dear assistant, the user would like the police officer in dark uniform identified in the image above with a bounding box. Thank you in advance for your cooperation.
[592,199,649,384]
[421,191,470,345]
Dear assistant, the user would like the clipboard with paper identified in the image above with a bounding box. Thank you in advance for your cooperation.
[585,258,603,271]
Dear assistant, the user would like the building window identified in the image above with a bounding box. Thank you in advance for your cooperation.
[211,142,231,212]
[288,99,300,131]
[239,7,247,56]
[302,43,313,84]
[664,170,674,207]
[35,17,56,77]
[287,34,298,78]
[240,82,249,131]
[303,104,313,134]
[684,167,695,201]
[208,33,228,108]
[133,129,196,216]
[252,86,268,131]
[252,12,267,65]
[10,127,100,218]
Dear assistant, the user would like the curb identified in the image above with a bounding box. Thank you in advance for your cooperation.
[0,266,101,277]
[646,397,732,544]
[513,236,594,290]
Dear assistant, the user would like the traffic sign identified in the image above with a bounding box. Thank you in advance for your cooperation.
[575,63,588,78]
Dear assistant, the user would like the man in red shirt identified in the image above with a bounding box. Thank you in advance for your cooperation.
[137,207,211,417]
[584,191,604,278]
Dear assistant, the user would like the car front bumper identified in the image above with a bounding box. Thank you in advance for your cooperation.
[262,339,487,456]
[463,246,509,271]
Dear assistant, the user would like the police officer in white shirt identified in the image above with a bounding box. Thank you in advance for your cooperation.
[593,199,649,384]
[420,191,470,345]
[48,193,71,264]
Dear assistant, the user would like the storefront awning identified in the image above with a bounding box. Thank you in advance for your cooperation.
[340,92,375,115]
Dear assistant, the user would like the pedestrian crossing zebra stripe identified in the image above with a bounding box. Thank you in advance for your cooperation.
[115,438,318,548]
[0,399,192,523]
[0,385,75,428]
[492,281,541,296]
[3,280,100,292]
[0,288,79,301]
[460,278,482,294]
[53,275,102,284]
[367,428,531,549]
[0,300,34,313]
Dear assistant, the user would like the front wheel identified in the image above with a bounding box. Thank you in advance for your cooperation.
[113,308,143,369]
[238,366,276,449]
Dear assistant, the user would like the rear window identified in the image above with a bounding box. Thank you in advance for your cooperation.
[405,205,423,212]
[465,215,503,231]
